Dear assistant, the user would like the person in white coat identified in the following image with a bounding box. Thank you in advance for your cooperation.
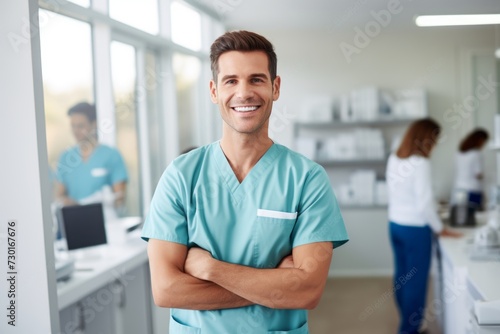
[386,118,461,334]
[453,128,489,210]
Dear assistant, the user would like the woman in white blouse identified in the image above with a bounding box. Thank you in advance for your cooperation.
[386,118,461,334]
[453,129,489,210]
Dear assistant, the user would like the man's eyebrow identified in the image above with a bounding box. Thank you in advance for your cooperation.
[250,73,269,79]
[220,73,269,82]
[220,74,237,82]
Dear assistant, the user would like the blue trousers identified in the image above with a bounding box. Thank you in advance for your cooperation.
[468,191,483,209]
[389,222,432,334]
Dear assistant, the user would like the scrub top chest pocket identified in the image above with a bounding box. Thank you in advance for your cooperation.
[254,209,298,268]
[91,167,108,178]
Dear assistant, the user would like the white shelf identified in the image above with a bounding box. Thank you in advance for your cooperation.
[316,158,386,167]
[294,118,416,129]
[340,204,387,210]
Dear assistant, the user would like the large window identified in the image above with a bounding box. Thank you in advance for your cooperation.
[173,53,202,152]
[171,1,202,51]
[67,0,90,7]
[145,51,164,191]
[109,0,159,35]
[111,41,141,216]
[39,10,94,191]
[39,0,221,217]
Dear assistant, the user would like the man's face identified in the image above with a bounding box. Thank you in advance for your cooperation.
[70,113,96,144]
[210,51,280,136]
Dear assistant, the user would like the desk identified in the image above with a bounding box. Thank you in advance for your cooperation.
[57,231,154,334]
[57,232,148,309]
[435,223,500,334]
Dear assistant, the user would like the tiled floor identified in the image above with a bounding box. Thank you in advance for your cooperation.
[309,277,442,334]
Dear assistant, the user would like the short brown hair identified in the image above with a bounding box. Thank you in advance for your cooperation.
[68,102,96,122]
[396,118,441,158]
[459,128,489,152]
[210,30,277,83]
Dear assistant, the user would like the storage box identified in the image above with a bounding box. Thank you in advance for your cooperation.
[298,96,334,123]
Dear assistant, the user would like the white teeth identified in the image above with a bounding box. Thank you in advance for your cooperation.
[233,106,258,112]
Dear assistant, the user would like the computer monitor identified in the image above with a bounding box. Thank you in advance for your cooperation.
[60,203,108,251]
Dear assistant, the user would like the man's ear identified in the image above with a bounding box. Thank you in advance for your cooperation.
[209,80,218,104]
[272,76,281,101]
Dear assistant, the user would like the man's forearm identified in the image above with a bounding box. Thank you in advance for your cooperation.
[148,240,253,311]
[204,260,321,310]
[154,270,253,310]
[182,243,332,310]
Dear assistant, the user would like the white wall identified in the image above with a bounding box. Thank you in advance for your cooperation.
[0,0,59,332]
[330,208,393,276]
[265,26,496,200]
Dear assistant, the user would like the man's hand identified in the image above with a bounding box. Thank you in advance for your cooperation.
[60,196,77,206]
[184,247,213,280]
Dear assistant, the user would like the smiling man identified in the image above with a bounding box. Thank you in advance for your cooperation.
[142,30,348,333]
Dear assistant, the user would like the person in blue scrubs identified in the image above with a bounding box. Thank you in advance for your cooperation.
[142,30,348,333]
[55,102,128,210]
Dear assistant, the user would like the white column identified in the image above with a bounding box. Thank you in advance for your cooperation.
[136,49,153,213]
[0,0,59,332]
[160,51,180,164]
[158,1,179,166]
[158,0,173,39]
[91,0,116,146]
[92,0,109,14]
[201,62,218,143]
[93,22,116,147]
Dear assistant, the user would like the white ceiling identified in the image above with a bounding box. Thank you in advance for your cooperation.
[196,0,500,31]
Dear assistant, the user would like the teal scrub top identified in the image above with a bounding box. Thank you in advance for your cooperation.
[142,142,348,334]
[56,145,128,201]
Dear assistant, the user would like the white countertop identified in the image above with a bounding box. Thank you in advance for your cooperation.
[56,230,148,310]
[438,223,500,302]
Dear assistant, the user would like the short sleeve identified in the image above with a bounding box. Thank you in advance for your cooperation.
[141,164,188,245]
[291,165,348,249]
[108,149,128,184]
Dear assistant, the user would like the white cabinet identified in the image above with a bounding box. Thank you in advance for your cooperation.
[59,289,116,334]
[439,251,470,334]
[57,239,156,334]
[434,227,500,334]
[59,263,152,334]
[115,264,153,334]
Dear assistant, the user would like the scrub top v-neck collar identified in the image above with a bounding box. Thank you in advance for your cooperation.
[213,141,281,205]
[78,144,101,164]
